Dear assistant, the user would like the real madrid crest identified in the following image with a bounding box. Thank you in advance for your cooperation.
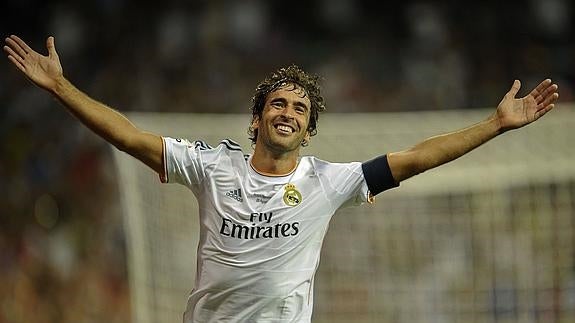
[283,183,302,207]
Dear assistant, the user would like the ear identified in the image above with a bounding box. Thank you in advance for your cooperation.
[251,116,260,131]
[302,131,311,147]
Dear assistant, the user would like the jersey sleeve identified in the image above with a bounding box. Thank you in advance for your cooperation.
[316,160,371,209]
[160,137,207,195]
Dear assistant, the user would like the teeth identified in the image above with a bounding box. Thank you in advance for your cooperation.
[277,125,293,133]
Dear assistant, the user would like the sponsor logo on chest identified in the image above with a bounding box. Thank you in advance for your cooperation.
[219,212,300,240]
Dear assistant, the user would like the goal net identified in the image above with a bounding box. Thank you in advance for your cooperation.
[111,106,575,323]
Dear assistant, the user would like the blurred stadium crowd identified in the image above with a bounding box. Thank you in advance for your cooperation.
[0,0,573,322]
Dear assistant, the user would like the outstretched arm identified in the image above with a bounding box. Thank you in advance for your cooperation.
[3,35,163,175]
[387,79,559,183]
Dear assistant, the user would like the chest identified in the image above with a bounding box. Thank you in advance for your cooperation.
[205,167,331,222]
[200,162,339,246]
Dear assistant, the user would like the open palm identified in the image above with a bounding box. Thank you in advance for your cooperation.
[3,35,63,92]
[496,79,559,132]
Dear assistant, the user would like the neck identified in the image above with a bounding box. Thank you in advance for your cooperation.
[251,145,299,176]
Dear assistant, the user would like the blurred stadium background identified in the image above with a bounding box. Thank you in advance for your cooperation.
[1,1,574,322]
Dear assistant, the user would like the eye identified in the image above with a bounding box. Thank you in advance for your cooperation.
[295,107,305,114]
[271,101,284,109]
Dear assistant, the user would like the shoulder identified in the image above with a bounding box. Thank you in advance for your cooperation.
[299,156,362,175]
[164,137,246,163]
[197,139,246,166]
[167,137,244,153]
[216,139,243,153]
[188,138,243,153]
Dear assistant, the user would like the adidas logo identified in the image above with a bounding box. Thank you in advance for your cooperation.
[226,188,243,202]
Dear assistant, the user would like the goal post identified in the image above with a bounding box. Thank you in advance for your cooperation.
[111,105,575,323]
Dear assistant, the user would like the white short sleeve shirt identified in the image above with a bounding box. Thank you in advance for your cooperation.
[162,137,370,323]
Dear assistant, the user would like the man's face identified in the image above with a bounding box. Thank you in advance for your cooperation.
[253,83,312,154]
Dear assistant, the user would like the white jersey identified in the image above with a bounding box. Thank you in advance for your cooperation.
[161,137,370,323]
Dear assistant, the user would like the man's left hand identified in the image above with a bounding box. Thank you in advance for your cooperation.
[495,79,559,132]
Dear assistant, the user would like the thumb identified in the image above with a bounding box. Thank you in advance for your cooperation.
[46,36,58,58]
[507,79,521,98]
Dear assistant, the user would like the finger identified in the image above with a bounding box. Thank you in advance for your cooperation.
[7,55,26,73]
[10,35,34,54]
[533,83,558,104]
[5,37,28,58]
[46,36,58,58]
[506,80,521,98]
[528,78,552,98]
[537,92,559,110]
[535,103,554,120]
[3,45,25,64]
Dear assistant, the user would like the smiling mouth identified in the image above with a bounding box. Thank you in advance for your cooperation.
[274,124,295,134]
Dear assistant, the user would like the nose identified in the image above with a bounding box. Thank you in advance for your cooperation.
[280,105,296,119]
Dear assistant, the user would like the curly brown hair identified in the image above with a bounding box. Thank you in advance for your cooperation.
[248,65,326,145]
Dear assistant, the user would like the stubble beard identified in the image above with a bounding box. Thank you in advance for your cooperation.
[262,126,304,155]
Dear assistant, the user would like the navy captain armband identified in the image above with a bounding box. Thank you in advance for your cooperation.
[361,154,399,196]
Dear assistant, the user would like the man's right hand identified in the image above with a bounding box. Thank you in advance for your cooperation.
[4,34,164,177]
[4,35,63,93]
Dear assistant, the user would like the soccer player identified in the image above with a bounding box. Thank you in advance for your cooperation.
[4,35,559,322]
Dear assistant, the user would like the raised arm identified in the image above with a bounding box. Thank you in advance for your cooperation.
[387,79,559,183]
[3,35,163,175]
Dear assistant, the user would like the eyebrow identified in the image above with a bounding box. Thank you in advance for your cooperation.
[270,97,309,111]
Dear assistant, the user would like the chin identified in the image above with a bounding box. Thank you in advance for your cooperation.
[268,138,301,152]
